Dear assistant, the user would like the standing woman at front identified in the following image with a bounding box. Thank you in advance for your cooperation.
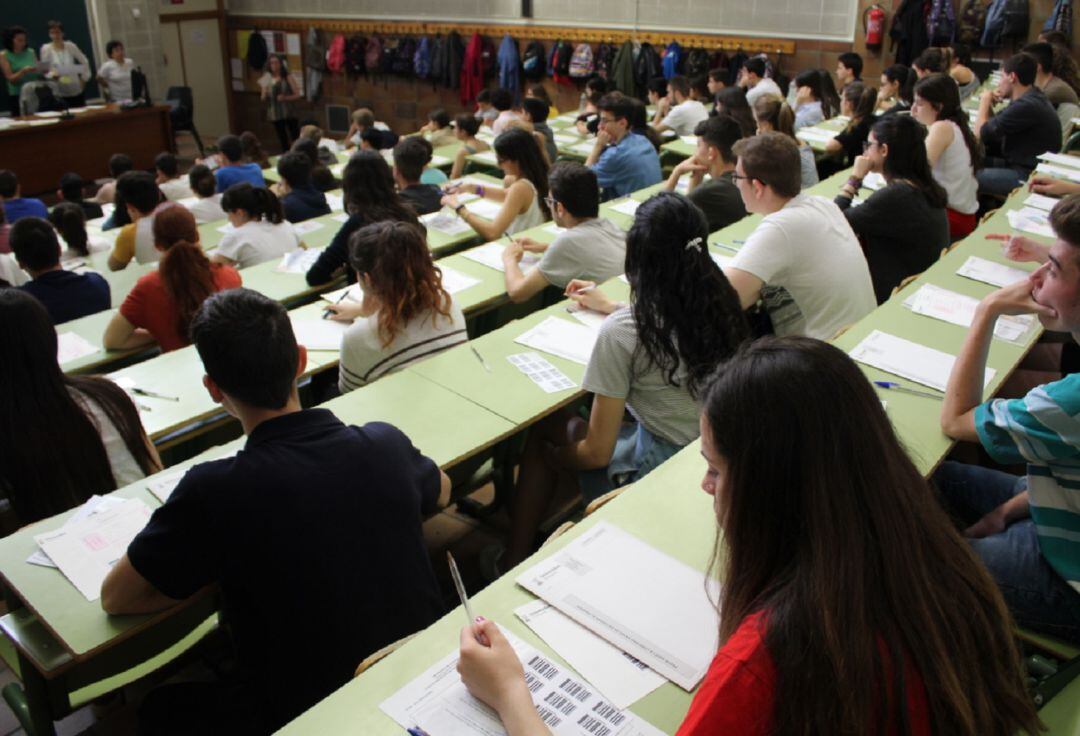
[96,40,135,102]
[262,54,300,152]
[39,21,90,108]
[0,27,42,111]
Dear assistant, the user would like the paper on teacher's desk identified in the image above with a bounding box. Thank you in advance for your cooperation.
[609,198,641,217]
[515,316,599,366]
[515,600,666,710]
[320,283,363,304]
[1024,192,1060,211]
[291,220,325,236]
[35,498,153,601]
[421,211,474,236]
[276,247,323,274]
[57,332,98,365]
[1007,208,1055,239]
[461,242,540,273]
[26,495,126,568]
[903,283,1035,343]
[1035,163,1080,183]
[849,330,995,393]
[290,319,347,350]
[956,256,1030,288]
[438,264,481,294]
[1038,152,1080,169]
[463,197,505,221]
[380,627,665,736]
[517,522,719,691]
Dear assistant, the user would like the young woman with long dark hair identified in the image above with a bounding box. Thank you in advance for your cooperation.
[326,221,467,392]
[1,289,160,525]
[791,68,836,130]
[824,81,878,167]
[104,204,241,352]
[835,114,950,303]
[457,336,1043,736]
[441,127,550,241]
[877,64,916,115]
[713,86,756,138]
[261,54,300,151]
[502,192,749,568]
[212,183,300,269]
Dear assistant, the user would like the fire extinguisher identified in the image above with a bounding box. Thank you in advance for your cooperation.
[864,4,886,50]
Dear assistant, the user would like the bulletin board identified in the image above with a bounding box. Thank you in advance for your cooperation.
[228,29,303,95]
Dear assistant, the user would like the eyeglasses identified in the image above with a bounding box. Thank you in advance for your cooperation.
[731,172,763,186]
[544,195,558,209]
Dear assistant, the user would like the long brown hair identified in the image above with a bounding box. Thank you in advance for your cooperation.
[752,95,797,140]
[702,337,1041,736]
[346,221,453,347]
[843,81,878,131]
[154,204,218,345]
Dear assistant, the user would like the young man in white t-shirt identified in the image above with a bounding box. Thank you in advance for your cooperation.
[501,162,626,303]
[183,164,227,224]
[743,57,783,106]
[723,132,875,339]
[154,152,193,202]
[652,76,709,137]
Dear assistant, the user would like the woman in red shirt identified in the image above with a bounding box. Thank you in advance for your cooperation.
[104,204,241,352]
[457,337,1041,735]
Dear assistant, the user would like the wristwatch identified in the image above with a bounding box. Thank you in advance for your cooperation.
[455,203,466,214]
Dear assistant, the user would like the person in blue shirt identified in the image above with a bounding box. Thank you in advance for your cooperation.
[212,134,266,193]
[585,92,662,201]
[276,151,329,223]
[0,170,48,224]
[11,217,110,324]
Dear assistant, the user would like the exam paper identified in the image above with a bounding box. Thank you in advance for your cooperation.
[1024,192,1060,211]
[291,220,325,236]
[543,223,568,235]
[216,223,235,235]
[463,197,505,221]
[679,135,698,145]
[515,600,666,710]
[1037,152,1080,169]
[849,330,995,392]
[567,308,607,332]
[461,242,540,273]
[430,155,451,167]
[863,172,886,191]
[554,133,580,145]
[471,150,499,165]
[421,211,474,235]
[1007,207,1055,239]
[795,127,836,143]
[147,472,185,504]
[517,522,719,691]
[57,332,98,365]
[508,352,578,393]
[956,256,1030,288]
[320,283,363,304]
[1035,163,1080,183]
[439,264,481,294]
[276,248,323,274]
[904,283,1035,342]
[609,198,641,217]
[326,193,344,212]
[569,141,597,156]
[290,319,347,350]
[515,316,599,366]
[380,628,664,736]
[330,213,349,223]
[710,252,733,268]
[35,498,152,601]
[26,495,125,568]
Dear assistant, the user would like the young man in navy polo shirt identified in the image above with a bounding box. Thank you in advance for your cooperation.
[101,288,450,733]
[212,134,266,193]
[275,151,330,223]
[11,217,109,324]
[0,170,48,224]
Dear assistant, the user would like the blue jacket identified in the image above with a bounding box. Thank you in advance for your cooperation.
[497,35,520,104]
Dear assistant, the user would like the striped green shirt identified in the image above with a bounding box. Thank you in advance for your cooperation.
[976,374,1080,594]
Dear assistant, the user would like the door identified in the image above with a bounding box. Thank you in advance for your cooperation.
[178,19,229,140]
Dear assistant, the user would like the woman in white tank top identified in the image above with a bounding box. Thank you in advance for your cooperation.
[440,126,550,240]
[912,74,980,240]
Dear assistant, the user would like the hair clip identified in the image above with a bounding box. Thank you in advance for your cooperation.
[685,236,704,253]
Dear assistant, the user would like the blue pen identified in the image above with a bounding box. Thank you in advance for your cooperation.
[407,727,432,736]
[873,381,943,400]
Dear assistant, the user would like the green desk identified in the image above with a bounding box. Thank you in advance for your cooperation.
[57,309,154,375]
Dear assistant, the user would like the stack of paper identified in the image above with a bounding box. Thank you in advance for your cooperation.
[277,248,323,274]
[1024,192,1060,211]
[471,150,499,165]
[27,495,125,568]
[679,135,698,145]
[849,330,995,392]
[956,256,1029,288]
[421,211,474,235]
[795,127,836,144]
[554,133,580,145]
[290,319,348,350]
[904,283,1035,342]
[569,141,597,156]
[461,242,540,273]
[515,316,599,366]
[1037,152,1080,169]
[1036,163,1080,183]
[430,155,451,167]
[1007,207,1055,239]
[57,332,98,365]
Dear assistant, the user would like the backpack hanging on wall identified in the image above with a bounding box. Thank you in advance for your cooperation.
[1000,0,1030,38]
[247,30,268,70]
[480,36,498,78]
[414,37,433,79]
[1044,0,1073,36]
[523,40,546,80]
[684,48,710,79]
[927,0,957,45]
[593,43,615,79]
[550,40,573,85]
[345,35,366,76]
[394,37,417,75]
[326,34,347,73]
[365,35,384,76]
[430,35,447,86]
[569,43,594,79]
[634,43,662,90]
[661,41,683,80]
[957,0,988,46]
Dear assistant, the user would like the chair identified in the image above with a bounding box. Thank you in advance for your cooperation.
[541,521,575,548]
[1056,102,1079,148]
[165,86,204,156]
[353,633,418,677]
[585,485,631,516]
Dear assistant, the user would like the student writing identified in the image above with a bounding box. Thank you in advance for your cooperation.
[212,184,301,270]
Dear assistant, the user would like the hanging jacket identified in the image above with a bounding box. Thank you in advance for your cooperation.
[594,43,615,79]
[247,30,268,70]
[1044,0,1072,35]
[610,40,636,95]
[522,40,545,80]
[447,32,465,89]
[634,43,662,95]
[461,33,485,105]
[498,34,521,102]
[325,34,346,74]
[927,0,956,46]
[304,28,325,102]
[662,42,683,80]
[414,37,433,80]
[890,0,930,65]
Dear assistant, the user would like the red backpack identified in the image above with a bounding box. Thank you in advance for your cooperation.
[365,35,384,75]
[326,34,346,73]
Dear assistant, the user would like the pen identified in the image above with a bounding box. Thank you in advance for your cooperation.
[447,551,482,628]
[470,345,492,373]
[322,290,350,319]
[407,728,432,736]
[571,284,596,295]
[732,239,746,244]
[135,401,152,412]
[65,260,87,270]
[713,242,738,253]
[131,387,179,401]
[873,381,943,400]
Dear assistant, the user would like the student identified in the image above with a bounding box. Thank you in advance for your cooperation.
[0,205,10,254]
[104,204,241,352]
[663,115,747,231]
[0,289,160,526]
[791,69,829,130]
[501,162,626,302]
[40,20,90,107]
[724,132,875,338]
[949,43,980,99]
[154,152,193,202]
[344,107,398,150]
[290,138,337,193]
[275,152,330,223]
[913,47,947,78]
[876,64,916,115]
[585,93,663,201]
[96,40,135,102]
[298,125,339,166]
[938,194,1080,643]
[574,77,607,136]
[912,74,981,239]
[213,135,266,193]
[459,337,1042,736]
[712,87,756,138]
[184,164,227,224]
[823,82,877,168]
[689,75,712,105]
[441,127,550,239]
[490,88,522,135]
[706,68,727,114]
[752,96,818,190]
[391,137,443,216]
[100,288,449,734]
[742,58,782,106]
[213,184,300,269]
[0,170,47,224]
[835,115,950,303]
[526,83,558,119]
[49,202,107,258]
[55,172,103,220]
[1023,41,1079,108]
[420,108,456,148]
[305,152,420,287]
[475,89,499,127]
[91,152,133,206]
[11,217,110,324]
[327,222,466,392]
[241,131,271,169]
[501,192,749,568]
[1044,34,1080,99]
[654,75,709,136]
[107,171,163,270]
[975,53,1062,197]
[836,51,862,91]
[449,113,491,179]
[521,97,557,164]
[646,77,669,116]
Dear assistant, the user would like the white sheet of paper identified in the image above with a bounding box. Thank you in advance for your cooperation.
[517,522,719,691]
[320,283,363,304]
[849,329,995,392]
[463,197,504,221]
[515,600,666,710]
[276,248,323,274]
[1024,192,1060,211]
[26,495,125,568]
[430,155,451,167]
[507,352,578,393]
[543,223,568,235]
[566,308,606,332]
[471,150,498,164]
[956,256,1030,288]
[904,283,1035,342]
[421,211,474,235]
[514,316,599,366]
[863,172,886,190]
[461,242,540,273]
[291,319,347,350]
[57,332,99,364]
[216,224,235,235]
[1035,163,1080,183]
[291,220,325,236]
[1038,152,1080,169]
[33,110,64,118]
[554,133,580,145]
[710,252,732,268]
[609,198,641,217]
[1008,207,1055,239]
[326,193,344,212]
[439,264,481,294]
[147,471,186,504]
[331,212,349,223]
[679,135,698,145]
[27,119,59,126]
[795,127,836,143]
[35,498,153,601]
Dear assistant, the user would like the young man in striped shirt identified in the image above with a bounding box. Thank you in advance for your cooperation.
[938,194,1080,643]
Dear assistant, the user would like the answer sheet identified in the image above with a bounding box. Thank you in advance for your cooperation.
[903,283,1035,343]
[291,220,325,236]
[57,332,98,365]
[462,197,505,221]
[1007,208,1055,239]
[461,242,540,273]
[608,198,641,217]
[276,248,324,274]
[1037,152,1080,169]
[421,211,474,235]
[1024,193,1060,211]
[438,265,481,294]
[514,316,599,366]
[849,330,995,392]
[26,495,125,568]
[956,256,1030,288]
[380,628,665,736]
[516,522,719,691]
[320,283,363,305]
[290,319,348,350]
[1035,163,1080,183]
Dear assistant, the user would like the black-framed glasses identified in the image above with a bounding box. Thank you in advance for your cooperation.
[731,172,761,186]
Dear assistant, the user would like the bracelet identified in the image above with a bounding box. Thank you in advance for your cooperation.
[846,176,863,189]
[476,185,485,197]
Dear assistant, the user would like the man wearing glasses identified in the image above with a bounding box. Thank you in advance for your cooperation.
[721,132,875,339]
[584,92,662,201]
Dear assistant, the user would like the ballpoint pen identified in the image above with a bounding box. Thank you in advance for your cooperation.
[448,552,488,644]
[873,381,943,400]
[322,290,350,319]
[470,345,492,373]
[131,387,179,401]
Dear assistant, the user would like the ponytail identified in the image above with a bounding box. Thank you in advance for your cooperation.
[252,187,284,224]
[47,202,88,256]
[160,241,217,345]
[753,95,796,140]
[844,83,878,130]
[221,183,284,224]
